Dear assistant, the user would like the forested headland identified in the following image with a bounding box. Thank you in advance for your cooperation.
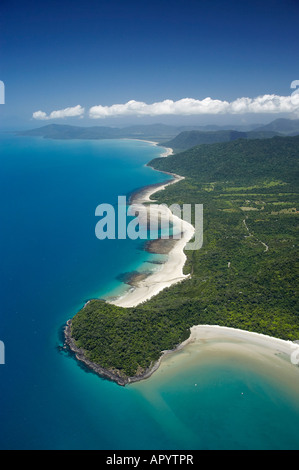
[67,135,299,381]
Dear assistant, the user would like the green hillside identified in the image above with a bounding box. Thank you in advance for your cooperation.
[161,129,280,151]
[152,136,299,183]
[254,118,299,135]
[69,135,299,380]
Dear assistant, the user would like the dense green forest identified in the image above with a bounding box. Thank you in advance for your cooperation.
[161,129,280,152]
[70,135,299,379]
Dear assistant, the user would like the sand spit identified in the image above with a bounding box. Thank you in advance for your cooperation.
[110,172,195,308]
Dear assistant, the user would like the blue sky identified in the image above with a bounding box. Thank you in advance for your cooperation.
[0,0,299,128]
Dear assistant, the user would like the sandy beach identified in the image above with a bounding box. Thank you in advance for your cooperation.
[110,142,299,360]
[141,140,174,158]
[124,138,174,158]
[187,325,297,353]
[133,325,299,393]
[110,141,298,381]
[110,171,195,308]
[185,325,299,366]
[66,141,298,389]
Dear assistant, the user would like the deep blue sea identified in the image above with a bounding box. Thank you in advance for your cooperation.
[0,134,298,450]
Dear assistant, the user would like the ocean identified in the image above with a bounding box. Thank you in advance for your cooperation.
[0,134,298,450]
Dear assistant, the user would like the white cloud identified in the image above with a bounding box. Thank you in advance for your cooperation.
[33,105,84,120]
[88,98,230,118]
[32,110,48,120]
[88,94,299,118]
[32,94,299,121]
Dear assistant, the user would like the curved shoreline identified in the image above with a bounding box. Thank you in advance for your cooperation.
[64,141,195,385]
[110,170,195,308]
[64,140,298,386]
[109,141,194,307]
[64,317,197,387]
[64,318,298,387]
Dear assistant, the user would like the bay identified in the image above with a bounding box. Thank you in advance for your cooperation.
[0,134,298,450]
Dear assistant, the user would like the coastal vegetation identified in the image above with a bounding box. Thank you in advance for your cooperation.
[69,135,299,381]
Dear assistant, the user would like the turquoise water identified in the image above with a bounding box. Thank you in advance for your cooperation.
[133,340,299,450]
[0,135,298,450]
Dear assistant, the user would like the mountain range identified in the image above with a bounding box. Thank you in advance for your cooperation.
[161,119,299,151]
[17,118,299,151]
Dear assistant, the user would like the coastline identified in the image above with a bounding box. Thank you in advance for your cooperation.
[64,319,298,387]
[124,138,174,158]
[64,140,298,387]
[64,317,197,387]
[64,141,197,384]
[142,325,298,388]
[132,326,299,412]
[186,325,298,358]
[64,317,191,386]
[110,169,195,308]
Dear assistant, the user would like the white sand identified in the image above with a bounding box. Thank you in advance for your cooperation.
[133,325,299,394]
[186,325,297,357]
[110,142,299,364]
[124,138,174,158]
[110,174,195,308]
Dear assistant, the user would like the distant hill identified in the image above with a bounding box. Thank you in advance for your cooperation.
[18,124,119,139]
[17,123,204,141]
[253,118,299,136]
[18,119,299,148]
[161,118,299,151]
[161,129,280,151]
[17,122,266,143]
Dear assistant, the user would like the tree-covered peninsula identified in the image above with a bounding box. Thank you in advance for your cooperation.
[66,135,299,383]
